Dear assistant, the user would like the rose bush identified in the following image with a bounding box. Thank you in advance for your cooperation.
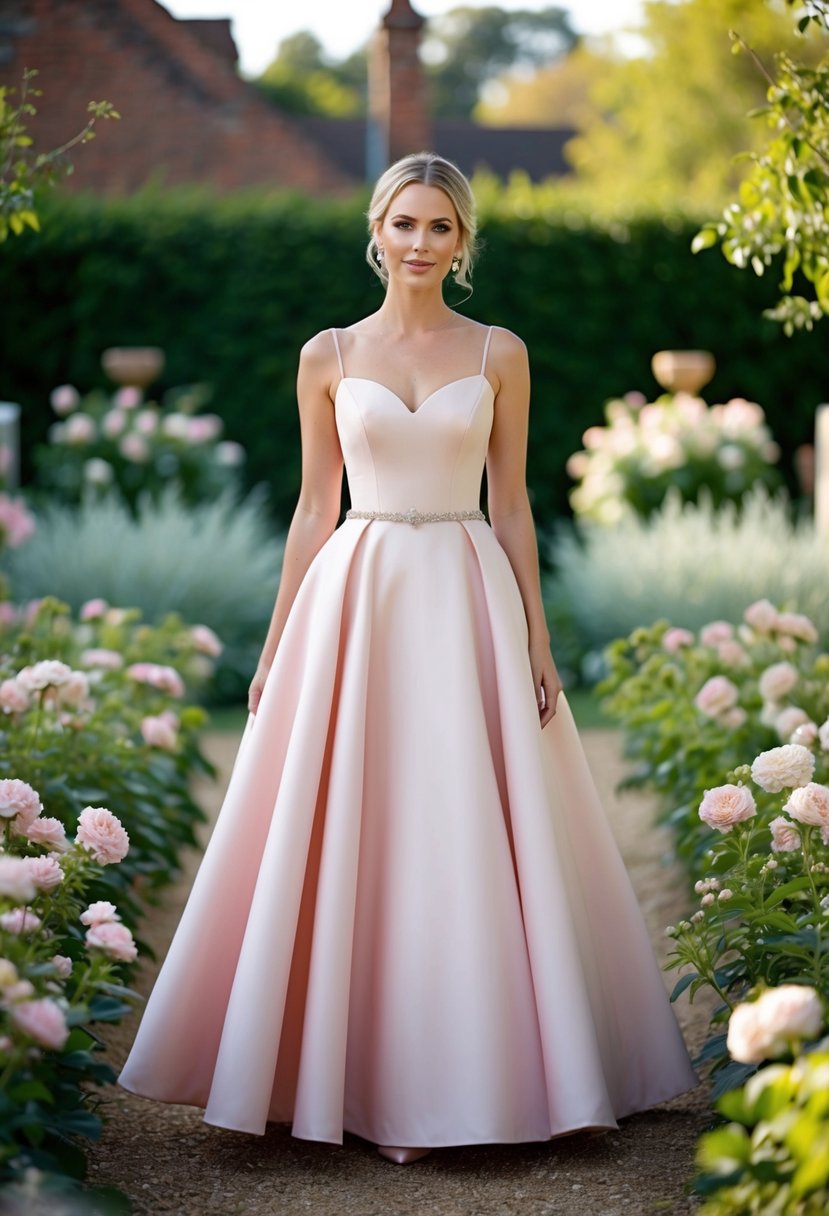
[567,391,781,524]
[35,381,247,513]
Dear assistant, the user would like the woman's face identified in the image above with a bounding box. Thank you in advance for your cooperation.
[375,182,462,286]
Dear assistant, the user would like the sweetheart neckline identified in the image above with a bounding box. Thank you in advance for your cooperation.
[337,374,493,417]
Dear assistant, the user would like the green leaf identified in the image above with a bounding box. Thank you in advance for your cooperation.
[7,1080,54,1104]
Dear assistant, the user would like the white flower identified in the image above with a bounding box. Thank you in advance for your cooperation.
[775,706,812,742]
[751,744,815,793]
[784,783,829,829]
[84,458,114,486]
[699,784,756,833]
[743,599,779,634]
[727,985,823,1065]
[694,676,739,719]
[758,662,799,703]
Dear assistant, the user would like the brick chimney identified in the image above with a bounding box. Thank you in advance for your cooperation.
[367,0,431,177]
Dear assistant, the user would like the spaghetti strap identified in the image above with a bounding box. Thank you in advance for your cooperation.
[480,326,494,376]
[330,328,345,378]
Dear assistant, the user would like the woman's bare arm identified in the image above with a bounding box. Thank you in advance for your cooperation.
[249,332,343,712]
[485,328,562,726]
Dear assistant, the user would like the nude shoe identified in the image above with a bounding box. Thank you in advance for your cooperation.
[377,1146,433,1164]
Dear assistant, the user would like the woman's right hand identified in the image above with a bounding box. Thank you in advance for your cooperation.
[248,662,271,715]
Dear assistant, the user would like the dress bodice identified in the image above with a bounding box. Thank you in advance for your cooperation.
[332,329,494,514]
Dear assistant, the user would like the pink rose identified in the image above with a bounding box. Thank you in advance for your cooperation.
[75,806,130,865]
[134,408,158,435]
[102,408,128,439]
[662,627,694,653]
[80,598,109,621]
[22,855,63,892]
[775,612,818,644]
[0,602,17,630]
[80,900,121,927]
[694,676,739,719]
[769,815,802,853]
[57,671,90,708]
[79,648,123,670]
[50,384,80,415]
[820,719,829,752]
[119,433,150,463]
[699,784,757,833]
[0,779,43,833]
[700,621,735,647]
[717,640,749,667]
[775,707,812,742]
[0,678,29,715]
[0,858,37,902]
[751,744,815,793]
[722,706,747,729]
[140,714,178,750]
[9,997,70,1050]
[0,495,36,548]
[25,816,69,851]
[64,413,96,445]
[50,954,73,979]
[0,907,43,935]
[126,662,185,698]
[186,414,222,444]
[743,599,779,634]
[784,783,829,829]
[792,722,819,748]
[191,624,223,657]
[758,661,799,702]
[114,386,142,410]
[85,921,137,962]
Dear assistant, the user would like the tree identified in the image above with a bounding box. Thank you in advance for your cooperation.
[253,31,364,118]
[423,6,579,120]
[563,0,824,211]
[474,42,608,128]
[693,0,829,333]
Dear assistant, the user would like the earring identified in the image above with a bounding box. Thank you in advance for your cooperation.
[376,248,384,266]
[451,255,461,273]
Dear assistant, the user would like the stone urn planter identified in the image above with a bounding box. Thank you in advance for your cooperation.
[101,346,165,389]
[651,349,715,395]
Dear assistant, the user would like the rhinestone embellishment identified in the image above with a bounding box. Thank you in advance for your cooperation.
[345,508,485,526]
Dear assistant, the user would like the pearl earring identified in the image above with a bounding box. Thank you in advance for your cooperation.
[376,248,384,266]
[451,255,461,273]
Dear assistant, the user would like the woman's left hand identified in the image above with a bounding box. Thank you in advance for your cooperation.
[529,639,563,729]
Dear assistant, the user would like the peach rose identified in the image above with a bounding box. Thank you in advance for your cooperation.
[85,921,137,962]
[727,985,823,1064]
[694,676,739,719]
[699,784,757,833]
[9,997,70,1050]
[751,744,815,793]
[775,612,819,644]
[784,783,829,829]
[75,806,129,865]
[769,815,801,853]
[758,661,799,702]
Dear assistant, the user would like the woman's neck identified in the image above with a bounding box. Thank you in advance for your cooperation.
[372,284,458,336]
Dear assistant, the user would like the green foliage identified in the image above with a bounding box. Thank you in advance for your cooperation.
[548,488,829,673]
[3,488,283,704]
[694,16,829,334]
[695,1054,829,1213]
[423,5,578,119]
[0,68,119,242]
[253,31,364,118]
[0,187,823,528]
[565,0,823,212]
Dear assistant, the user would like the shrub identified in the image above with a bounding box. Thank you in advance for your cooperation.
[3,488,283,703]
[36,380,246,513]
[566,391,781,524]
[547,487,829,677]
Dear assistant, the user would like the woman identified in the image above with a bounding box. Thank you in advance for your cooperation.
[117,152,697,1165]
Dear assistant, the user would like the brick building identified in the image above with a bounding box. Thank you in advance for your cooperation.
[0,0,573,195]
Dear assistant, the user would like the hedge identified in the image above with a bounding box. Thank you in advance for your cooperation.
[0,187,823,524]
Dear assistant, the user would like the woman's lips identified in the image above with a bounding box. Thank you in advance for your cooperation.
[404,260,435,270]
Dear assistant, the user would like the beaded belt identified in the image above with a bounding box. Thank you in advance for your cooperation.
[346,508,485,526]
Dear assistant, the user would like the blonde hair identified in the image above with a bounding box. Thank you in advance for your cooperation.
[366,151,478,292]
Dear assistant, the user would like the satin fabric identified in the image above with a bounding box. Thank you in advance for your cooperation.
[117,330,697,1144]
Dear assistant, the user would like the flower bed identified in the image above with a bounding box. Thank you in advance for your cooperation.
[602,601,829,1211]
[0,595,219,1202]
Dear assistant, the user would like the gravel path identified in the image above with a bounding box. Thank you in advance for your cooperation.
[86,729,712,1215]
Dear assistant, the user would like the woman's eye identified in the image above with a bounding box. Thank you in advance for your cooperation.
[393,221,411,229]
[433,224,449,233]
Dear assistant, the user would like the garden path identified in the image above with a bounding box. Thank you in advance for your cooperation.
[88,728,713,1216]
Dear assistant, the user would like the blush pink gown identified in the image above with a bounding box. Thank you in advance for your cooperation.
[117,326,697,1146]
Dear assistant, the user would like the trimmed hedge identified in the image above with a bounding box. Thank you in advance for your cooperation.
[0,188,823,524]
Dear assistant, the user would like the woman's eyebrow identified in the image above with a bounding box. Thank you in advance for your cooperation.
[391,213,454,224]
